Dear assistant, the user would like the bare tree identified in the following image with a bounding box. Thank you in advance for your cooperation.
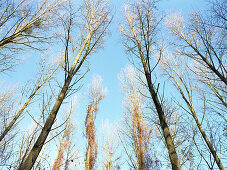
[159,51,225,169]
[18,0,111,169]
[150,97,196,169]
[0,55,60,142]
[0,85,18,167]
[165,3,226,168]
[165,5,226,112]
[10,114,44,169]
[85,75,106,170]
[120,1,181,169]
[101,121,120,170]
[209,0,227,30]
[166,10,226,84]
[0,56,60,169]
[52,106,75,170]
[119,65,158,170]
[0,0,63,72]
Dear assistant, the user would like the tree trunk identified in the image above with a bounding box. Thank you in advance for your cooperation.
[141,57,181,170]
[18,74,73,170]
[86,145,91,170]
[190,105,225,170]
[0,88,38,142]
[147,78,181,170]
[176,80,224,170]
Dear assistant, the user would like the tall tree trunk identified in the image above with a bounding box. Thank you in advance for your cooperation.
[192,109,225,170]
[147,75,181,170]
[19,74,73,170]
[86,145,91,170]
[141,57,181,170]
[172,72,225,170]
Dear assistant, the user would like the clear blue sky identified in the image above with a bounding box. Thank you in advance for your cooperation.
[3,0,208,169]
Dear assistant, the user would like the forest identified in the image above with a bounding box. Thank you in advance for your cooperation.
[0,0,226,169]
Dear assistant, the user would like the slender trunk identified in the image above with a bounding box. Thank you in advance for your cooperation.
[18,74,73,170]
[0,64,58,141]
[107,162,110,170]
[0,88,38,142]
[86,145,91,170]
[141,57,181,170]
[190,106,224,170]
[174,76,224,170]
[137,116,145,170]
[174,78,225,170]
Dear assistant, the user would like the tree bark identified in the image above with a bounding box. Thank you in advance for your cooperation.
[141,57,181,170]
[86,145,91,170]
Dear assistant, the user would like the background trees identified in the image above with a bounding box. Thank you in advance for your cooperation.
[52,109,75,170]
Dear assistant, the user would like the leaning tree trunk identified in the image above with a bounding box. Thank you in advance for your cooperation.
[141,57,181,170]
[19,74,73,170]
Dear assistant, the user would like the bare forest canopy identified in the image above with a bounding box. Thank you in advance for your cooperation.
[0,0,226,170]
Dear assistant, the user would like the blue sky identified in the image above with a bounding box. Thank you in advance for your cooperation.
[2,0,209,169]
